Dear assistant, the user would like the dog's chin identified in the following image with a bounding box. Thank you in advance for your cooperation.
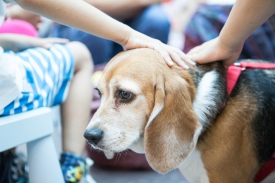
[88,134,143,153]
[89,144,117,152]
[89,142,130,153]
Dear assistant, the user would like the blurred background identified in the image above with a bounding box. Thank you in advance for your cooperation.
[6,0,275,182]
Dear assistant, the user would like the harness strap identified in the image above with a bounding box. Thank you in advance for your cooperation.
[226,62,275,183]
[227,62,275,95]
[237,62,275,70]
[254,152,275,183]
[226,65,242,95]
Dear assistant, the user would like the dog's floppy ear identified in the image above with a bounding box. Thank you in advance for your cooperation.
[144,75,202,174]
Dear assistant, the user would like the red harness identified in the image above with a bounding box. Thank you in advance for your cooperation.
[227,62,275,183]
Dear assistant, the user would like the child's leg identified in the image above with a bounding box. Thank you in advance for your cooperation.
[0,42,94,183]
[59,42,96,183]
[60,42,93,156]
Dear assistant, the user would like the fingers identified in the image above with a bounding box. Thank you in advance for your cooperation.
[169,48,189,69]
[187,44,214,65]
[124,33,195,69]
[157,44,195,70]
[186,45,203,62]
[153,44,174,67]
[160,51,175,67]
[187,45,202,55]
[174,47,196,66]
[188,52,207,65]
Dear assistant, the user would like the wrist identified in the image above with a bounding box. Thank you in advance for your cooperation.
[218,33,244,53]
[115,24,133,46]
[138,0,154,7]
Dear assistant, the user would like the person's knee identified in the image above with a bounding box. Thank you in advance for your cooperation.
[145,5,170,27]
[66,41,94,72]
[148,15,170,37]
[142,14,170,43]
[132,5,170,42]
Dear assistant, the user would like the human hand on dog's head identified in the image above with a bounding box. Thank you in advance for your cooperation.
[121,30,195,69]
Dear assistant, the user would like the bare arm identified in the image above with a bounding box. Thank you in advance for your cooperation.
[15,0,132,45]
[13,0,194,69]
[219,0,275,52]
[188,0,275,68]
[0,34,68,52]
[84,0,162,20]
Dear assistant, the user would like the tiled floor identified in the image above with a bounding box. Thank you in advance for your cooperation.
[90,166,188,183]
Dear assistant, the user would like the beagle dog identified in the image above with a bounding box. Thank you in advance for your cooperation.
[84,48,275,183]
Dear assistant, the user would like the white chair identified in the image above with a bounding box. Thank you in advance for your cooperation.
[0,107,64,183]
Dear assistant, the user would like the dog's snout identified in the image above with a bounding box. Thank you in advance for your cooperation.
[84,128,104,145]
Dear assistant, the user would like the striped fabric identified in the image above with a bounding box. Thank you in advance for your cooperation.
[0,44,75,116]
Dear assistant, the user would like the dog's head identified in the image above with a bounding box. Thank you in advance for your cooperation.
[84,48,202,173]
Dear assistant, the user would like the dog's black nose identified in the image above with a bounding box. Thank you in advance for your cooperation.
[84,128,104,145]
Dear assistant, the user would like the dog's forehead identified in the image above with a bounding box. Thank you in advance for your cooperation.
[100,49,164,86]
[109,77,141,93]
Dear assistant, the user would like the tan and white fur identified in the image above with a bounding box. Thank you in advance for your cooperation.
[84,48,275,183]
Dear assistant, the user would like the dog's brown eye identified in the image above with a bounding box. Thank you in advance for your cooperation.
[95,87,101,97]
[115,89,135,103]
[120,90,131,99]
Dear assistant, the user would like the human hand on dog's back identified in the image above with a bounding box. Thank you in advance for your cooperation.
[187,0,275,69]
[187,37,243,69]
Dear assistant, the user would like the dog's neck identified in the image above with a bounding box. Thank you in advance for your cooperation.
[189,62,227,129]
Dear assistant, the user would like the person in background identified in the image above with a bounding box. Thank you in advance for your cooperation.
[0,4,42,36]
[5,4,42,29]
[0,0,192,183]
[50,0,171,65]
[0,36,95,183]
[0,4,96,182]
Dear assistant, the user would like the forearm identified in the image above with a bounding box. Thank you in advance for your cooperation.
[84,0,146,20]
[0,34,29,52]
[15,0,132,45]
[219,0,275,51]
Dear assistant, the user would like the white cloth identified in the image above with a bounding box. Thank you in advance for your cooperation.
[0,0,15,25]
[0,0,5,26]
[0,49,24,111]
[0,0,24,111]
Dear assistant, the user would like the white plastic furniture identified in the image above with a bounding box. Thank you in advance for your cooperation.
[0,107,64,183]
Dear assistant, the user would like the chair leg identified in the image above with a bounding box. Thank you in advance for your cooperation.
[27,135,64,183]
